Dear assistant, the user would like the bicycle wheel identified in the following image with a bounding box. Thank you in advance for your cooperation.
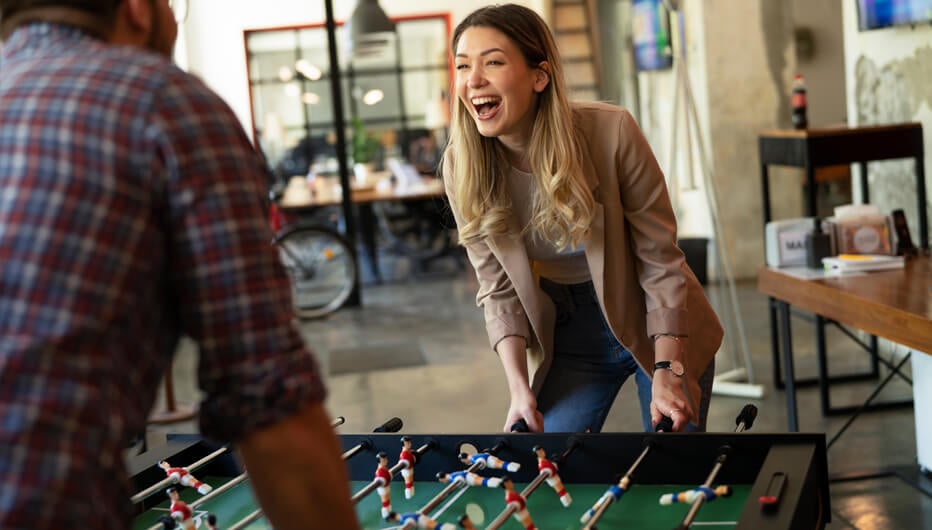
[273,224,357,319]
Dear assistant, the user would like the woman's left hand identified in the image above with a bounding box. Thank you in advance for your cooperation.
[649,370,694,432]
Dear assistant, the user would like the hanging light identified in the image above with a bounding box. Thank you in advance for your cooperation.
[345,0,396,58]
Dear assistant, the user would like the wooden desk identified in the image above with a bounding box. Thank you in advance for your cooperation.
[279,173,448,283]
[758,123,928,410]
[757,257,932,431]
[279,172,445,209]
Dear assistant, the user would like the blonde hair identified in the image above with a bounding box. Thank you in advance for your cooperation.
[443,4,593,250]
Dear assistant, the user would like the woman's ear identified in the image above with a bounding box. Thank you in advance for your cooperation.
[534,62,551,93]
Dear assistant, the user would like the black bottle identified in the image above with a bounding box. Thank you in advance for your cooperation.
[806,218,832,268]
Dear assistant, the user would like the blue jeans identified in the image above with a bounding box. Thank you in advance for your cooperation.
[536,278,714,433]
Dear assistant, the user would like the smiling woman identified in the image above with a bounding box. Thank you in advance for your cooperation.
[441,3,723,437]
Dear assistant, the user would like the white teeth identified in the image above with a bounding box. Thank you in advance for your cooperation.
[471,96,500,105]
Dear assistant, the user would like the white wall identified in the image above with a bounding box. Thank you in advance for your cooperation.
[790,0,847,126]
[841,2,932,245]
[180,0,545,138]
[636,0,713,241]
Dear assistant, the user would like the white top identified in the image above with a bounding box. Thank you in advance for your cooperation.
[508,167,591,284]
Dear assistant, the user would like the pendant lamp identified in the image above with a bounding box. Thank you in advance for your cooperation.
[346,0,396,57]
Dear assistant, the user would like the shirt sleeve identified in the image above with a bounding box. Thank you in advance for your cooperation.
[150,68,326,442]
[613,110,689,337]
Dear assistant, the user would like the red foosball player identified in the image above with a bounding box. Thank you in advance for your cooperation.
[385,510,456,530]
[399,435,416,499]
[436,470,502,488]
[501,477,535,530]
[459,452,520,472]
[165,486,196,530]
[532,445,572,507]
[374,451,393,518]
[158,460,213,495]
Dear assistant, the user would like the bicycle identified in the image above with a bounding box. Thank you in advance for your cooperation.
[269,185,358,319]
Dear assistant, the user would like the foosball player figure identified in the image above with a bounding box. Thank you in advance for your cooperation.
[205,513,220,530]
[457,514,476,530]
[374,451,393,518]
[501,477,535,530]
[580,476,631,524]
[158,460,213,495]
[532,445,572,507]
[385,510,456,530]
[436,470,502,488]
[459,451,520,472]
[399,435,416,499]
[165,486,196,530]
[659,484,732,505]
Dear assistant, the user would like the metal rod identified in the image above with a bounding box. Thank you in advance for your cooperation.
[131,446,229,503]
[417,463,482,515]
[226,508,264,530]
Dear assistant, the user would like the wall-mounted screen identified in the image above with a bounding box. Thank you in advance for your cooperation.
[632,0,673,71]
[857,0,932,31]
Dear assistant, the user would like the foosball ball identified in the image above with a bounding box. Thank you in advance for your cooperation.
[128,411,830,529]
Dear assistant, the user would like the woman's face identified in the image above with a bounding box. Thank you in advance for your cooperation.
[454,26,549,147]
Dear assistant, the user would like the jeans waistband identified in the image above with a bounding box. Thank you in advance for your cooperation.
[539,277,596,306]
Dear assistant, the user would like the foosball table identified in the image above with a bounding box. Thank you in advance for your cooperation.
[128,424,829,530]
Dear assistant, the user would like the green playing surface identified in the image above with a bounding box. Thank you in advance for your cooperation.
[132,476,751,529]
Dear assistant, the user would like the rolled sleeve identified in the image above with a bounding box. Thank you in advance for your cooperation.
[198,347,326,442]
[614,110,690,338]
[156,71,327,443]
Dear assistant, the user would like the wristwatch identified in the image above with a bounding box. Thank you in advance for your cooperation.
[653,360,685,377]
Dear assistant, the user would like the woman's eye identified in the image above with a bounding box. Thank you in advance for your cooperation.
[455,64,469,70]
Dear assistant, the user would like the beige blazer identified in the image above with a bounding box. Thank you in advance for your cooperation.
[443,102,723,414]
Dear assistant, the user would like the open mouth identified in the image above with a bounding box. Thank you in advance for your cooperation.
[471,96,502,119]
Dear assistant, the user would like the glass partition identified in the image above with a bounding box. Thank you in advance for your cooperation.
[245,14,451,182]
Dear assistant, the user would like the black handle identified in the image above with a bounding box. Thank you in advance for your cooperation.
[373,417,403,433]
[736,404,758,431]
[510,418,529,433]
[654,416,674,432]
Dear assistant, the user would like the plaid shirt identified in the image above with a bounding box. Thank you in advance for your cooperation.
[0,23,326,529]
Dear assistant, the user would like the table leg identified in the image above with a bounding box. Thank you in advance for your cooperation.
[860,161,870,204]
[358,204,382,283]
[805,163,817,217]
[815,314,830,416]
[777,300,799,432]
[916,155,928,250]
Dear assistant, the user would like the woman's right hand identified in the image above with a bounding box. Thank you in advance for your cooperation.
[504,389,543,432]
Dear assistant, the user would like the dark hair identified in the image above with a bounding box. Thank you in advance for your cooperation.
[207,514,217,525]
[1,0,121,17]
[451,3,552,69]
[1,0,122,36]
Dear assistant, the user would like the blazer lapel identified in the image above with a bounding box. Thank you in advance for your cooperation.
[581,153,606,306]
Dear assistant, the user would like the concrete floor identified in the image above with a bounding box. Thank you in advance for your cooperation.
[154,258,932,529]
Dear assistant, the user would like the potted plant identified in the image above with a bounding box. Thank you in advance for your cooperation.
[351,118,380,184]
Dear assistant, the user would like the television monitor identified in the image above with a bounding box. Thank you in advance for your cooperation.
[857,0,932,31]
[632,0,673,71]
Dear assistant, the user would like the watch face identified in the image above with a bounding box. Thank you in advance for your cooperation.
[655,360,685,377]
[670,360,685,377]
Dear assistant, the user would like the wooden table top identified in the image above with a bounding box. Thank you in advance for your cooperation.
[278,172,445,211]
[758,122,922,140]
[757,257,932,354]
